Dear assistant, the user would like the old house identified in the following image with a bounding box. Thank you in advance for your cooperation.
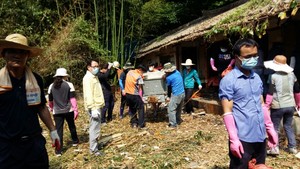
[136,0,300,114]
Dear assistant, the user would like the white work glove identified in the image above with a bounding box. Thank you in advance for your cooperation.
[166,97,170,102]
[198,85,202,90]
[108,62,113,69]
[121,90,126,96]
[91,109,101,119]
[50,130,61,151]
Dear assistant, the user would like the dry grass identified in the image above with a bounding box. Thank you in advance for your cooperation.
[41,93,300,169]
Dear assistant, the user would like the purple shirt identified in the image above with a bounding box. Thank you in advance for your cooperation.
[219,67,266,143]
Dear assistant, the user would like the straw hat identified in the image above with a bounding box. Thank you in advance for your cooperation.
[0,33,42,57]
[123,62,134,69]
[54,68,69,77]
[264,55,293,73]
[181,59,195,66]
[163,62,177,73]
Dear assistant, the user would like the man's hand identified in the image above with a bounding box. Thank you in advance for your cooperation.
[50,130,61,151]
[91,109,101,119]
[198,85,202,90]
[108,62,113,69]
[262,105,278,148]
[223,113,244,158]
[121,90,126,96]
[212,66,217,71]
[74,110,79,120]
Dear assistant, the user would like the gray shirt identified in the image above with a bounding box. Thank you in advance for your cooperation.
[48,80,75,114]
[270,72,297,109]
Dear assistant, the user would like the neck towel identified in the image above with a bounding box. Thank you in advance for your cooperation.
[0,66,41,106]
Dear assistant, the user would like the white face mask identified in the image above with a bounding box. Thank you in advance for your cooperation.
[91,67,99,75]
[149,66,154,71]
[220,48,227,52]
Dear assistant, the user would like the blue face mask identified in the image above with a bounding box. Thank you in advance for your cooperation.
[91,67,99,75]
[239,56,258,70]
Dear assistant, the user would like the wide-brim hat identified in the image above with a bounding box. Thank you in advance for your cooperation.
[123,62,134,69]
[54,68,69,77]
[264,55,293,73]
[163,62,177,73]
[0,33,42,57]
[181,59,195,66]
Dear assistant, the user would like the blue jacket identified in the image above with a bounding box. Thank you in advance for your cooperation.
[182,69,201,89]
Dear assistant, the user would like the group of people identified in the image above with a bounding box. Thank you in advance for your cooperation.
[1,32,299,169]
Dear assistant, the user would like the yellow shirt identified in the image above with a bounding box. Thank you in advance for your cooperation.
[83,70,105,111]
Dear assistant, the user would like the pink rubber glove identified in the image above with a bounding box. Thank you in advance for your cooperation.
[262,105,278,148]
[265,94,273,109]
[294,93,300,109]
[210,58,218,71]
[70,97,79,120]
[223,113,244,158]
[227,59,235,68]
[48,101,54,112]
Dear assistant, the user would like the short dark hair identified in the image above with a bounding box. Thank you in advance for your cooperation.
[85,59,98,68]
[148,62,155,67]
[99,62,108,69]
[137,64,147,72]
[232,38,258,56]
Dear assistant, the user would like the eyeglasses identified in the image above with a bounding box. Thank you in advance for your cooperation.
[3,48,29,55]
[239,54,259,59]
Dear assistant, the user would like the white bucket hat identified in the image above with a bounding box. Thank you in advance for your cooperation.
[54,68,69,77]
[181,59,195,66]
[264,55,293,73]
[163,62,177,73]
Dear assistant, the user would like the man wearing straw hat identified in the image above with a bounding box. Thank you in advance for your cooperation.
[264,55,300,155]
[181,59,202,114]
[163,62,185,128]
[0,33,60,168]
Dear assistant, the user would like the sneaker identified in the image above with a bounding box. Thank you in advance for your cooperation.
[267,146,280,156]
[56,153,62,157]
[72,140,79,147]
[167,123,177,129]
[288,147,298,154]
[131,123,138,128]
[91,151,105,156]
[101,122,107,126]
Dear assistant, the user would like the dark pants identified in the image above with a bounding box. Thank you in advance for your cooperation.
[54,111,79,154]
[229,139,266,169]
[126,94,145,127]
[101,93,115,123]
[120,94,127,116]
[0,134,49,169]
[184,88,194,114]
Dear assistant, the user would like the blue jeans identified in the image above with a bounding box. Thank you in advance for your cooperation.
[271,107,296,148]
[168,93,185,126]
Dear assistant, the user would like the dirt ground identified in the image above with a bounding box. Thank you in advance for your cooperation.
[44,94,300,169]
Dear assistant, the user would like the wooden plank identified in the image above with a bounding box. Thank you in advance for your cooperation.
[192,97,223,115]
